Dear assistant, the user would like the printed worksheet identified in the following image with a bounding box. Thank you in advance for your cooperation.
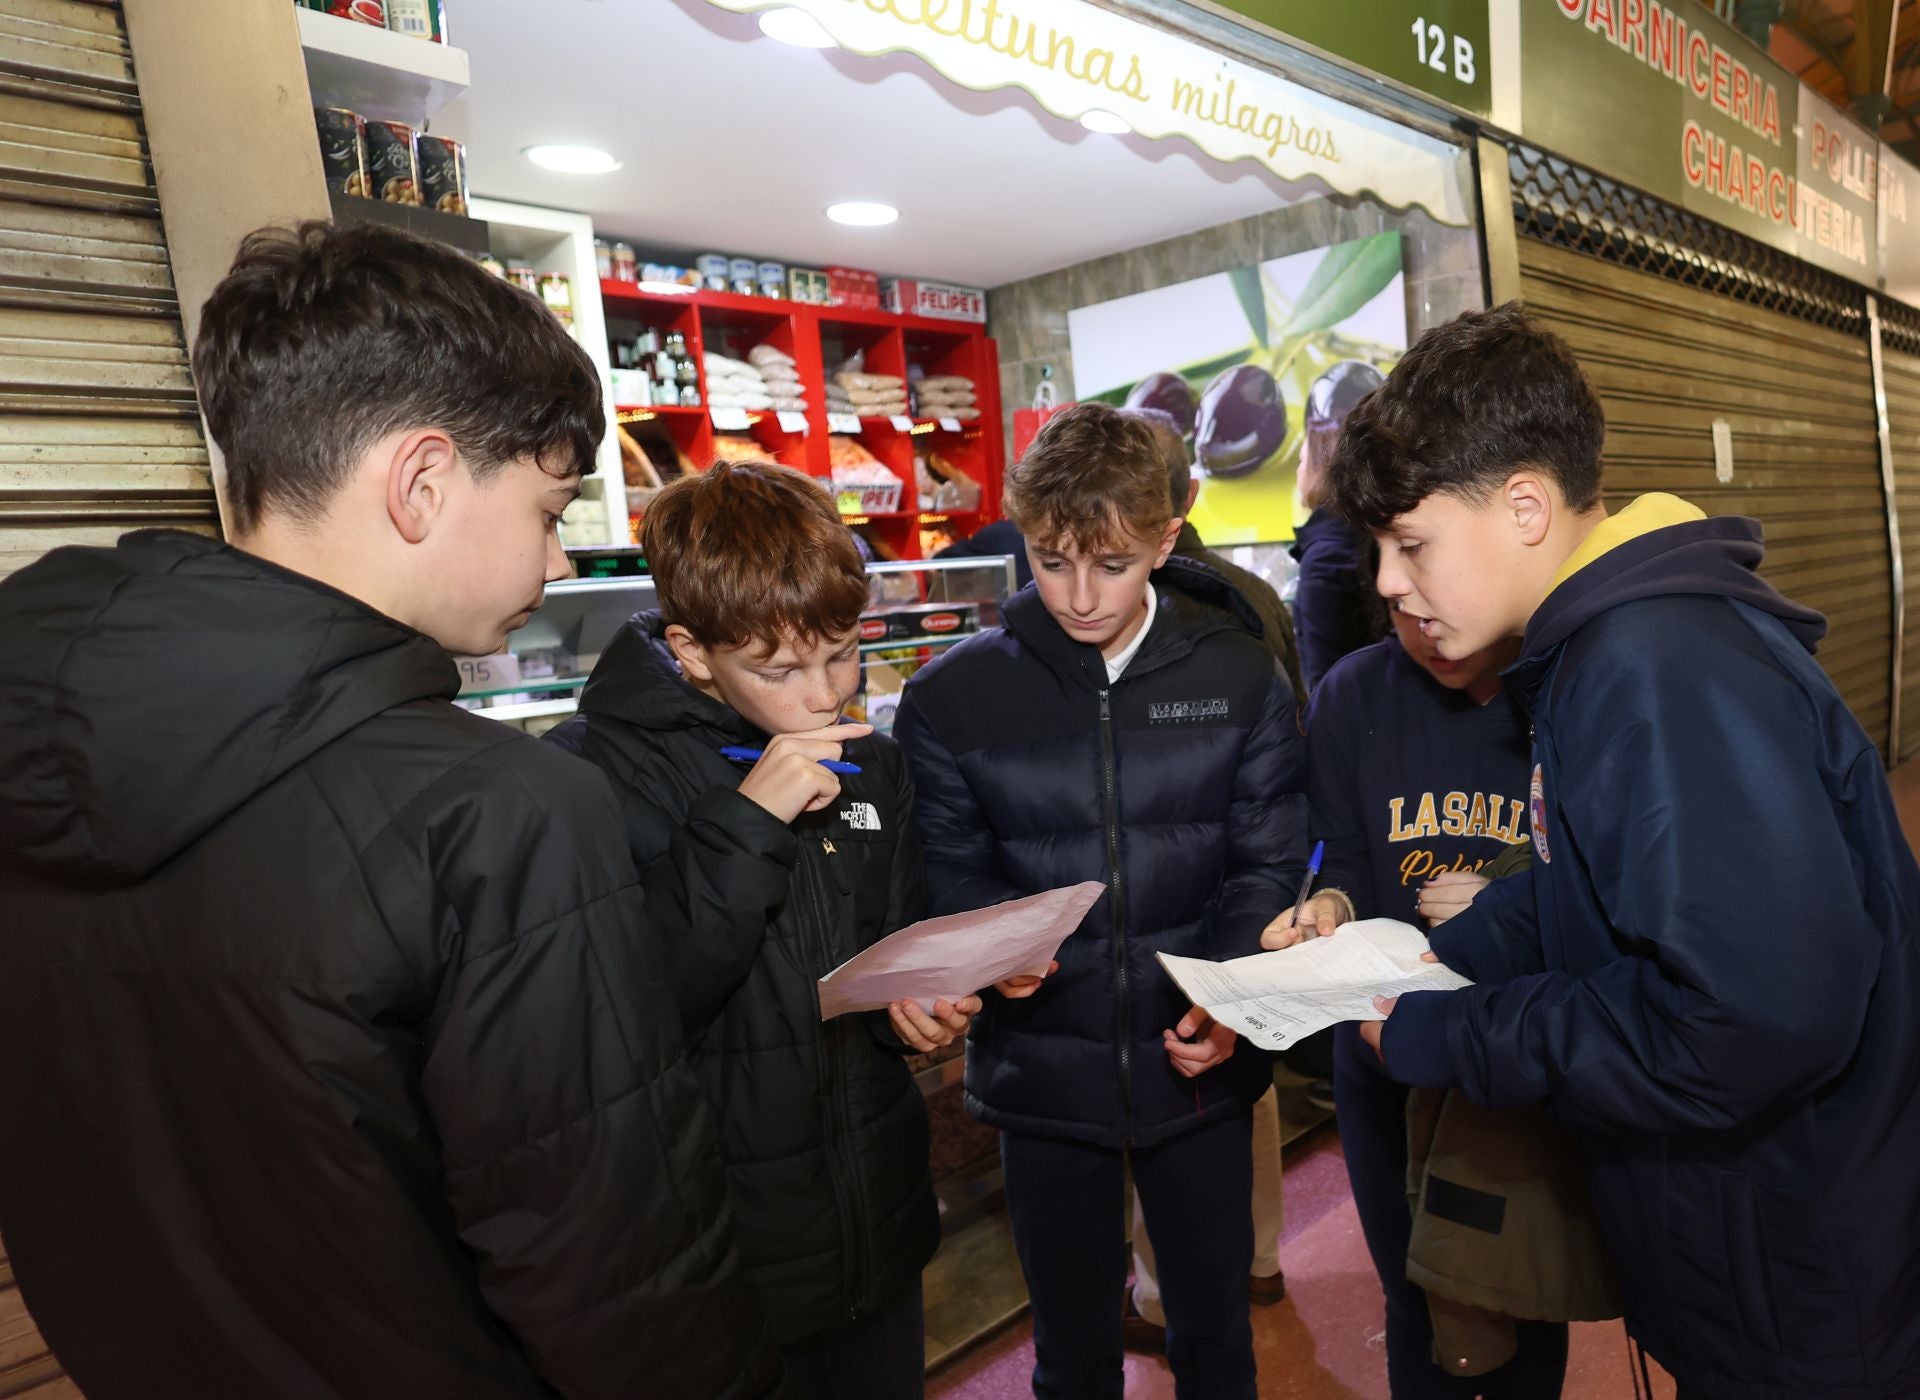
[1157,919,1472,1050]
[817,881,1104,1019]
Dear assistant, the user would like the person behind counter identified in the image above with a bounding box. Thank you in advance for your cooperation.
[1337,302,1920,1399]
[547,460,969,1400]
[896,402,1307,1399]
[0,222,784,1400]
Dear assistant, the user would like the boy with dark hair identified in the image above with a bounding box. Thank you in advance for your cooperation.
[896,402,1307,1399]
[0,223,781,1399]
[1335,301,1920,1398]
[548,460,967,1399]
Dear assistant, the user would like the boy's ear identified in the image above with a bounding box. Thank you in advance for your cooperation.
[1154,517,1184,567]
[1505,471,1554,547]
[664,623,715,683]
[383,429,461,545]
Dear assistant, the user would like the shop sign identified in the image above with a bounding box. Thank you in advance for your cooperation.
[1520,0,1876,285]
[1197,0,1491,118]
[703,0,1473,225]
[1881,148,1920,310]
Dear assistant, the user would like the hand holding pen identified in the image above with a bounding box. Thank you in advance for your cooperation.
[1258,841,1352,949]
[725,724,869,823]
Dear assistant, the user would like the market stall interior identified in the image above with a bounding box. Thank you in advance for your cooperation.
[310,0,1489,1368]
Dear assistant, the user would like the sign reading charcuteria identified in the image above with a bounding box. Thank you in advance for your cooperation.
[704,0,1473,226]
[1523,0,1879,285]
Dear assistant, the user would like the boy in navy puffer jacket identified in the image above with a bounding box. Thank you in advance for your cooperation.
[896,403,1308,1400]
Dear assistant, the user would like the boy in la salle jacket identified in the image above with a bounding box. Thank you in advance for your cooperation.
[897,403,1307,1400]
[1332,303,1920,1400]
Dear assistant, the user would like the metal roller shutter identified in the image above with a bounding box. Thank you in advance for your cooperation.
[1883,301,1920,763]
[1506,144,1891,756]
[0,0,212,580]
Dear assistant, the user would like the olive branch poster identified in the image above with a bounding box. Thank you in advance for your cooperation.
[1067,231,1407,546]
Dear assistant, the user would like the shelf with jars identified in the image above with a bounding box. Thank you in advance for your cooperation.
[597,276,1002,563]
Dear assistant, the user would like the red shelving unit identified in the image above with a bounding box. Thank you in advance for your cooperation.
[601,279,1003,561]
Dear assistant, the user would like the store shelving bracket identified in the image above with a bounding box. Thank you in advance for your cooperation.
[297,9,470,129]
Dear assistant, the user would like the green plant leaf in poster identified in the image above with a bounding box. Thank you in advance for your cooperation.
[1280,232,1402,337]
[1228,265,1269,348]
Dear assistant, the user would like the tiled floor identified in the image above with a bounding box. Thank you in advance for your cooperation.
[928,1128,1676,1399]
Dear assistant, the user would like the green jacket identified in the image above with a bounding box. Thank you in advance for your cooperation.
[1175,523,1305,706]
[1405,842,1622,1377]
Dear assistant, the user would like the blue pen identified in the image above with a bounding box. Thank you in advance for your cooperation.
[1290,840,1326,933]
[720,745,862,776]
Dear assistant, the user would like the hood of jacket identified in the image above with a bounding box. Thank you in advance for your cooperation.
[1509,494,1826,700]
[0,530,455,885]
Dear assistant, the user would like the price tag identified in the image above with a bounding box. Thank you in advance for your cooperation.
[939,417,962,433]
[828,412,861,434]
[776,410,809,434]
[710,406,750,431]
[454,652,523,696]
[889,415,915,432]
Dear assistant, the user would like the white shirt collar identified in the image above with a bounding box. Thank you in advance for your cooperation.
[1104,584,1158,683]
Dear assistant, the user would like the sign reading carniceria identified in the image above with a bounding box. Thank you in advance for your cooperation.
[704,0,1472,225]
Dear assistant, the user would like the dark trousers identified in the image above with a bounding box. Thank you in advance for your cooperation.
[1334,1023,1569,1399]
[780,1281,926,1400]
[1001,1108,1256,1400]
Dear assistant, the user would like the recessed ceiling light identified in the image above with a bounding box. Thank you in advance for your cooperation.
[827,201,899,227]
[759,7,835,47]
[523,144,621,175]
[1080,109,1131,135]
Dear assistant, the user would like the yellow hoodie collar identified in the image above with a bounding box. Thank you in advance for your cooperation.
[1547,492,1706,595]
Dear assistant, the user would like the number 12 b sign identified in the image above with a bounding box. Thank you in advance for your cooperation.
[1207,0,1491,118]
[1410,14,1476,85]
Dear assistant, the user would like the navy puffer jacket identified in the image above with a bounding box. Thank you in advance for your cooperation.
[895,559,1307,1149]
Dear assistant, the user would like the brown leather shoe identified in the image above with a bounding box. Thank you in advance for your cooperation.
[1121,1292,1167,1352]
[1248,1268,1287,1306]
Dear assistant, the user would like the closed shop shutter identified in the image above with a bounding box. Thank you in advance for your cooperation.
[1883,301,1920,763]
[0,0,212,580]
[1506,144,1891,755]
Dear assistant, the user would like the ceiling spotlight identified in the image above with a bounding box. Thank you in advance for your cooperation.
[1080,109,1131,135]
[759,7,836,47]
[827,201,899,227]
[523,144,621,175]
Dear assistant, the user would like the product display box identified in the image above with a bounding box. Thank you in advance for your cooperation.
[880,277,987,323]
[827,265,881,310]
[858,600,981,644]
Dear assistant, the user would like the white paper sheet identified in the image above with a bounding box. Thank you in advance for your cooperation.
[817,881,1105,1020]
[1156,918,1473,1050]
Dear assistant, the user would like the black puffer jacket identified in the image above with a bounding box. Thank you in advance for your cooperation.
[894,560,1309,1149]
[547,615,939,1344]
[0,532,779,1400]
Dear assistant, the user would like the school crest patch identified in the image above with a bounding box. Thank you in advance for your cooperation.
[1529,763,1551,865]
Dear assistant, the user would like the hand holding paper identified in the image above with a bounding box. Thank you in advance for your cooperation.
[1157,918,1470,1051]
[817,882,1103,1020]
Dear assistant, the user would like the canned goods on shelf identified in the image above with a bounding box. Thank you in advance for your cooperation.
[363,120,421,206]
[314,107,369,199]
[416,134,467,215]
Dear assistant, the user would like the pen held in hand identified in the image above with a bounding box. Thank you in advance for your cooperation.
[1291,840,1326,934]
[720,744,862,776]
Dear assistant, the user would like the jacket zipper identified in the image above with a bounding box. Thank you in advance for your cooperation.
[809,833,869,1323]
[1099,686,1133,1145]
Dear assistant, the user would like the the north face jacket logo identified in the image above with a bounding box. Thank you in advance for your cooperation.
[840,801,883,831]
[1147,698,1230,723]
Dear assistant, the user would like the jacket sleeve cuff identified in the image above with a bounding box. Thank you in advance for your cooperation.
[687,786,801,867]
[1380,990,1462,1090]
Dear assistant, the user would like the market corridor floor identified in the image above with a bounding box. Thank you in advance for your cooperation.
[925,1127,1676,1398]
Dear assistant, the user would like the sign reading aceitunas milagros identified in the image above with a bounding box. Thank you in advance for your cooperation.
[1523,0,1878,286]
